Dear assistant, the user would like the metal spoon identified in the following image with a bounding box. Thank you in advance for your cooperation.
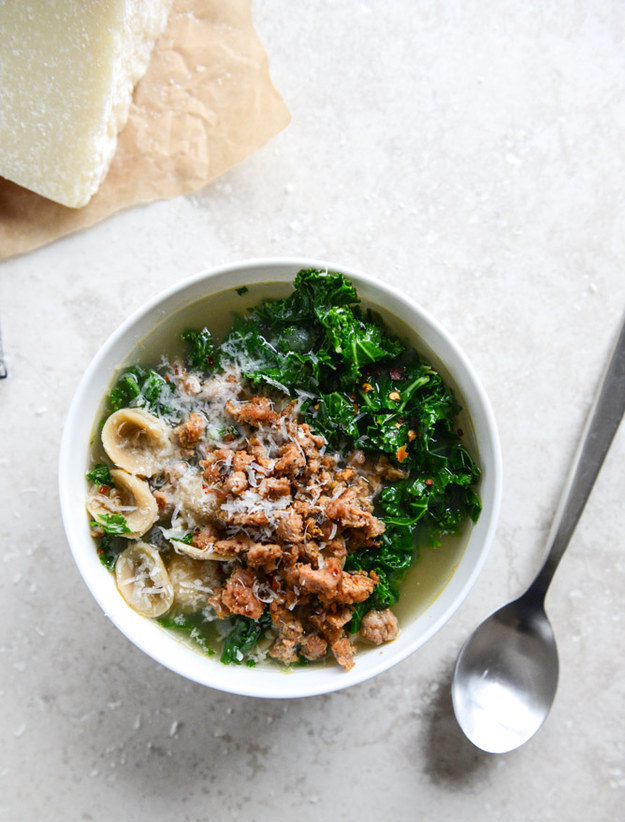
[452,312,625,753]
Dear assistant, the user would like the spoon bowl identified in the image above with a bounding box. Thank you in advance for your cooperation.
[452,594,559,753]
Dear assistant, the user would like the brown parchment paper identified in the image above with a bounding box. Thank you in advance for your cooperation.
[0,0,290,261]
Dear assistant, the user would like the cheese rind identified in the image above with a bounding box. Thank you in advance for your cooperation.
[0,0,172,208]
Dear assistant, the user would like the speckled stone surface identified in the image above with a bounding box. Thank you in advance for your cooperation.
[2,2,625,820]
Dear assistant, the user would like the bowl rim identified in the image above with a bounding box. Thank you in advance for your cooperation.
[59,256,502,698]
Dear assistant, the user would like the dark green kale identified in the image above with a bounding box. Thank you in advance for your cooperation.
[86,464,113,486]
[157,612,215,656]
[106,365,176,419]
[236,286,249,296]
[312,392,361,440]
[91,512,131,536]
[220,316,323,393]
[95,533,127,571]
[252,268,358,326]
[220,611,271,665]
[181,327,216,371]
[321,305,403,387]
[219,268,400,394]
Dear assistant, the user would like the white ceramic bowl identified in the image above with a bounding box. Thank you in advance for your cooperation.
[59,258,502,698]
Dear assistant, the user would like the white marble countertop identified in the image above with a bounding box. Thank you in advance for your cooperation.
[2,1,625,819]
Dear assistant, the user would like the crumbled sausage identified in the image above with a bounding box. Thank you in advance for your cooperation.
[274,442,306,476]
[359,609,399,645]
[324,538,347,559]
[311,606,353,641]
[191,523,221,550]
[200,448,232,482]
[225,396,277,426]
[174,412,206,450]
[211,536,254,557]
[300,633,328,660]
[330,636,355,671]
[194,397,389,669]
[325,487,385,541]
[334,571,378,605]
[218,567,264,619]
[268,636,300,664]
[275,509,304,543]
[347,449,366,466]
[233,451,255,472]
[285,557,342,597]
[258,476,291,497]
[153,488,173,517]
[268,603,305,663]
[246,542,282,570]
[224,470,247,495]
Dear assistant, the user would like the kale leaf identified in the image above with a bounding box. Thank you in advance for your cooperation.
[181,327,216,371]
[86,464,113,486]
[106,365,176,419]
[95,533,126,570]
[312,392,361,440]
[252,268,358,327]
[321,305,403,387]
[91,513,131,536]
[220,611,271,665]
[220,313,330,393]
[220,269,402,397]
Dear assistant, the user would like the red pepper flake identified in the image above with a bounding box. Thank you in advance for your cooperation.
[98,485,109,495]
[396,445,409,463]
[425,478,433,486]
[165,375,170,382]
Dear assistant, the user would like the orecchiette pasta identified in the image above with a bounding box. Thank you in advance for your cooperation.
[170,465,218,524]
[169,539,232,562]
[115,542,174,617]
[102,407,171,476]
[87,468,158,538]
[166,554,221,613]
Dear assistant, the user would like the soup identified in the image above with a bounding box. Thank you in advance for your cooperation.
[86,269,481,670]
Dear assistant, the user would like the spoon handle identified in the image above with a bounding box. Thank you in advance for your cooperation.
[531,312,625,600]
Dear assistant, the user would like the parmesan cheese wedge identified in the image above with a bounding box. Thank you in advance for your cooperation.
[0,0,172,208]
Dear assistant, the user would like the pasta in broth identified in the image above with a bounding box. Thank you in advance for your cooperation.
[87,270,481,670]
